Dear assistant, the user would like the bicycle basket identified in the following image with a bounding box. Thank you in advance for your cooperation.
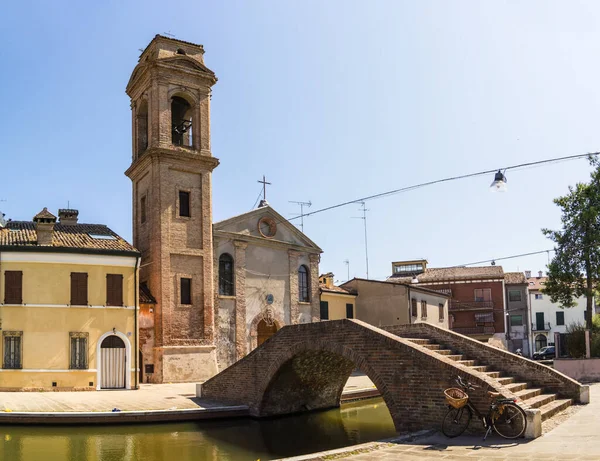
[444,388,468,409]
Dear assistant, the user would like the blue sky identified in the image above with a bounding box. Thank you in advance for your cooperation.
[1,1,599,281]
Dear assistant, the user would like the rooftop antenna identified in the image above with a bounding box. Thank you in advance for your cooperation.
[344,259,350,281]
[163,31,176,38]
[352,202,370,279]
[289,200,312,233]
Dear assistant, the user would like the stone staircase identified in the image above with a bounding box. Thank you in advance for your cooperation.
[406,338,573,422]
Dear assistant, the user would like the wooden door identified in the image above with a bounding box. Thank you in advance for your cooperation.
[257,319,277,347]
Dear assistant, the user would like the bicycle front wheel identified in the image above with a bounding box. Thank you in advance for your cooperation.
[492,402,527,439]
[442,406,471,438]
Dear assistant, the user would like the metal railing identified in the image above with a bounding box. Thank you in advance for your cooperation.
[452,326,496,335]
[449,300,494,311]
[531,322,552,332]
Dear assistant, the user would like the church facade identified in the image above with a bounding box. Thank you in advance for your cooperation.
[126,35,322,383]
[213,204,321,369]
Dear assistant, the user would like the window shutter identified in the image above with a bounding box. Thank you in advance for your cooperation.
[4,271,22,304]
[3,337,10,368]
[71,273,88,305]
[107,274,123,306]
[70,337,77,369]
[320,301,329,320]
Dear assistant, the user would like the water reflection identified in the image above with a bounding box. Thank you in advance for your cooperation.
[0,398,395,461]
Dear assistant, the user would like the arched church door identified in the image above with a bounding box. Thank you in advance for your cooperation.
[100,335,126,389]
[257,319,278,347]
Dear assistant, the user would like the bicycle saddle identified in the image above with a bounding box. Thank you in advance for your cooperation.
[488,391,501,398]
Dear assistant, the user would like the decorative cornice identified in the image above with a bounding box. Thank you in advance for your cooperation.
[125,147,219,180]
[213,231,321,255]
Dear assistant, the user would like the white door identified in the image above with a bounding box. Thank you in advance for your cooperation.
[100,335,126,389]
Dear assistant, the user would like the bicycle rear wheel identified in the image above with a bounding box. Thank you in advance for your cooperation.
[442,406,471,438]
[492,402,527,439]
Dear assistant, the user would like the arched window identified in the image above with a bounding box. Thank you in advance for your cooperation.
[136,99,148,157]
[535,334,547,352]
[171,96,193,147]
[298,265,310,302]
[219,253,234,296]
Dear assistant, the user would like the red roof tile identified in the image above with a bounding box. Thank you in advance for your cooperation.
[390,266,504,283]
[0,221,137,254]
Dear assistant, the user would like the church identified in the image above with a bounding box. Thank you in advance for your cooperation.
[126,35,322,383]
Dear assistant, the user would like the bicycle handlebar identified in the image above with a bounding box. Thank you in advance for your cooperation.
[456,375,479,390]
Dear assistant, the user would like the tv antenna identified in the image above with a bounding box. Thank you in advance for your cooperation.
[163,31,176,38]
[344,259,350,281]
[289,200,311,233]
[352,202,370,279]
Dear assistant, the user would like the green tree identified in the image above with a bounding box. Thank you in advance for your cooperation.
[543,157,600,330]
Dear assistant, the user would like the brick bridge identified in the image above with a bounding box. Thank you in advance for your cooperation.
[200,319,588,438]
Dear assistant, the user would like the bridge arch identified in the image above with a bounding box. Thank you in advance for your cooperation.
[256,339,398,419]
[200,319,544,434]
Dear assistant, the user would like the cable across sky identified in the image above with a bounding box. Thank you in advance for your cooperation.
[290,151,600,221]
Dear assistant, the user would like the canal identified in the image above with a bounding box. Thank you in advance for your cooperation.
[0,397,396,461]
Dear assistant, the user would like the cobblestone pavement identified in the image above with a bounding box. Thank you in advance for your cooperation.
[283,383,600,461]
[0,375,374,413]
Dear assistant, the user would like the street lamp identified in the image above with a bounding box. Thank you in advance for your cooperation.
[490,170,507,192]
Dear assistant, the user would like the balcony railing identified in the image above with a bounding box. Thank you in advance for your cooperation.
[453,326,496,335]
[449,300,494,311]
[531,322,552,332]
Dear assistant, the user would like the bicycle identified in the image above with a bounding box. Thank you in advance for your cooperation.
[441,375,527,440]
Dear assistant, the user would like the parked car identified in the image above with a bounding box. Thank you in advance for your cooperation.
[533,346,555,360]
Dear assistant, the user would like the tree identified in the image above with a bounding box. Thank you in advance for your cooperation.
[543,157,600,330]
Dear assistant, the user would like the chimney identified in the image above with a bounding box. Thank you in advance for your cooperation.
[538,270,543,278]
[58,209,79,225]
[525,270,531,279]
[33,207,57,246]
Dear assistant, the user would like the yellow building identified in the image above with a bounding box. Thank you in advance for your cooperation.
[319,273,357,320]
[0,208,140,391]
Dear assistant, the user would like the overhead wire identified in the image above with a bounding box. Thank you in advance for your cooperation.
[212,150,599,256]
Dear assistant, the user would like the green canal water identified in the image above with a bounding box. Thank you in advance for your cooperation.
[0,398,396,461]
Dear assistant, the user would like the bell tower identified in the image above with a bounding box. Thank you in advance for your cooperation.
[125,35,219,383]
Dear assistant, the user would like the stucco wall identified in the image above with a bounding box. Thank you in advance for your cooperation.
[214,228,320,369]
[530,291,588,352]
[244,244,291,336]
[554,358,600,382]
[320,292,355,320]
[0,255,137,390]
[0,259,136,307]
[343,280,410,327]
[409,289,449,329]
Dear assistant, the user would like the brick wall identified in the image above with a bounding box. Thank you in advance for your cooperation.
[383,323,585,402]
[427,281,505,333]
[200,319,517,433]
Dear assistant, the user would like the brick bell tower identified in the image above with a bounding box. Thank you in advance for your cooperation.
[125,35,219,382]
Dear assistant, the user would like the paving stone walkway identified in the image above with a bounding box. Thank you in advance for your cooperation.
[0,375,375,413]
[282,383,600,461]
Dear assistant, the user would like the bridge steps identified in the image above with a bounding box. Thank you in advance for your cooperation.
[406,337,575,428]
[539,398,573,421]
[484,371,501,379]
[514,387,542,400]
[524,393,557,409]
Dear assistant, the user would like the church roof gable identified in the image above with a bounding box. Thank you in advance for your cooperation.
[213,205,322,252]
